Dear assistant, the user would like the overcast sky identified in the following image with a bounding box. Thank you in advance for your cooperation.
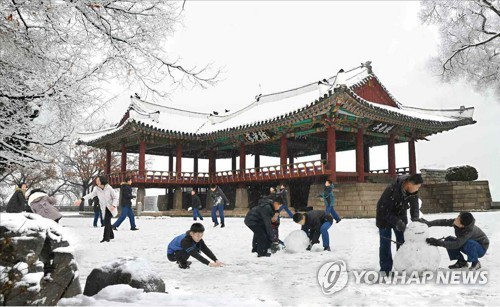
[99,1,500,200]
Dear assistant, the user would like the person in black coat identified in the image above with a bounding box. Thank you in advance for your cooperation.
[191,190,204,221]
[244,197,281,257]
[112,177,138,231]
[376,173,423,274]
[6,182,27,213]
[424,212,489,270]
[293,210,334,251]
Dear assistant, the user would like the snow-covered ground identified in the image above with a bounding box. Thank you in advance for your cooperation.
[56,211,499,306]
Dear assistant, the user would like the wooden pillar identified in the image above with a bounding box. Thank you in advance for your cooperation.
[231,151,237,172]
[356,129,364,182]
[364,144,370,173]
[388,135,396,178]
[289,155,294,169]
[105,147,111,176]
[326,126,337,182]
[280,134,288,174]
[208,150,216,176]
[176,143,182,177]
[194,153,199,175]
[120,143,127,174]
[168,154,174,175]
[139,140,146,178]
[409,139,417,175]
[255,153,260,169]
[239,143,246,173]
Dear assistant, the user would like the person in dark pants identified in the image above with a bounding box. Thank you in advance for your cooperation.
[90,196,104,227]
[244,197,281,257]
[424,212,489,270]
[207,184,229,228]
[376,174,423,274]
[167,223,223,269]
[293,210,334,251]
[320,180,341,223]
[75,176,118,243]
[191,190,203,221]
[276,184,293,218]
[112,177,138,231]
[6,182,27,213]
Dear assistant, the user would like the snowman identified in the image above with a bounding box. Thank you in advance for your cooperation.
[393,221,441,272]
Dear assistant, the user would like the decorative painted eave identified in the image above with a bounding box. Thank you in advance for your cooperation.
[77,61,476,147]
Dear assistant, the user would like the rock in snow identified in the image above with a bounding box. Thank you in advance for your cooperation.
[83,257,165,296]
[0,213,81,305]
[283,230,310,253]
[393,222,441,273]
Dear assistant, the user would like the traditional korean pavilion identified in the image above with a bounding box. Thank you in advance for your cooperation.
[77,62,475,211]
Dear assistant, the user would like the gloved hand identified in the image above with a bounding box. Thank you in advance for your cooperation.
[395,219,406,232]
[426,238,442,246]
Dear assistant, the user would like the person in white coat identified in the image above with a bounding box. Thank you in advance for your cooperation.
[74,175,118,243]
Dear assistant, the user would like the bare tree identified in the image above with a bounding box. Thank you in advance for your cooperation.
[420,0,500,97]
[0,0,219,171]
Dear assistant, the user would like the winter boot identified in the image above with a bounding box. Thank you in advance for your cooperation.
[178,261,191,269]
[221,224,225,228]
[324,246,331,251]
[469,261,481,270]
[257,252,271,258]
[448,260,468,269]
[213,223,219,227]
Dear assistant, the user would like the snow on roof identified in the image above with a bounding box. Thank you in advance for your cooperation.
[77,62,474,143]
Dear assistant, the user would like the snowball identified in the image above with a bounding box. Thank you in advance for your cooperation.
[393,222,440,272]
[284,230,310,253]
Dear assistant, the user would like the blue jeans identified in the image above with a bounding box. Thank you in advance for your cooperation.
[278,205,294,218]
[325,204,340,221]
[379,227,405,272]
[320,222,332,248]
[445,237,486,263]
[193,208,204,221]
[211,204,225,225]
[93,210,103,227]
[112,206,136,229]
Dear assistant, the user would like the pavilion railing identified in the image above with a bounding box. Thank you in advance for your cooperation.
[106,161,402,186]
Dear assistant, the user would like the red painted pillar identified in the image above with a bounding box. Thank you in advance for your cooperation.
[327,126,337,182]
[208,150,216,176]
[105,147,111,176]
[176,143,182,178]
[231,151,237,172]
[388,135,396,178]
[240,143,246,177]
[255,153,260,169]
[194,153,199,175]
[120,144,127,173]
[168,154,174,176]
[356,129,365,182]
[409,139,417,175]
[280,134,288,173]
[139,140,146,179]
[289,155,294,170]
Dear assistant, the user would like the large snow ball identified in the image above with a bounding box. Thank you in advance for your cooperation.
[83,257,165,296]
[284,230,310,253]
[393,243,441,272]
[405,222,430,243]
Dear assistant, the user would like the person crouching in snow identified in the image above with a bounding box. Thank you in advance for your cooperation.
[424,212,489,270]
[293,210,334,251]
[27,189,63,223]
[167,223,223,269]
[244,197,281,257]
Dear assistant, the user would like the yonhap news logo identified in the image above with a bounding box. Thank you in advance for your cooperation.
[317,260,488,296]
[317,260,349,295]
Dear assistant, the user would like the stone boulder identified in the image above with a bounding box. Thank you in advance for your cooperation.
[0,213,81,305]
[83,257,165,296]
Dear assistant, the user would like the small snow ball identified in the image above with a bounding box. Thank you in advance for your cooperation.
[284,230,310,253]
